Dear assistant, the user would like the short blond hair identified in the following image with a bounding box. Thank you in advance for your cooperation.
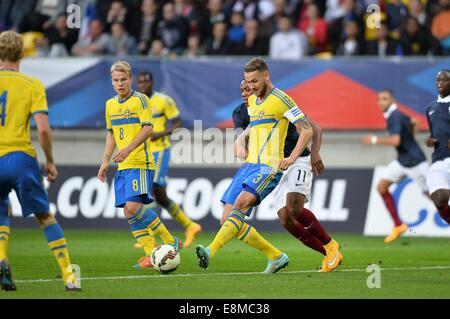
[110,60,132,78]
[244,57,269,73]
[0,31,23,62]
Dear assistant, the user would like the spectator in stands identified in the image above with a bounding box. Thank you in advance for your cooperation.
[71,19,111,56]
[366,21,399,56]
[45,13,79,57]
[409,0,427,25]
[399,15,442,55]
[228,12,246,44]
[299,3,328,54]
[0,0,36,32]
[233,19,269,55]
[104,0,127,32]
[327,0,363,54]
[204,21,231,55]
[324,0,346,23]
[136,0,160,55]
[149,39,168,56]
[25,0,69,32]
[269,15,308,60]
[105,22,138,56]
[335,20,365,56]
[185,33,203,58]
[156,2,189,55]
[198,0,227,42]
[259,0,296,38]
[431,0,450,54]
[386,0,409,37]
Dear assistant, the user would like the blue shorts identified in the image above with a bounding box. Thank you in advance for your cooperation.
[153,148,170,187]
[114,169,155,208]
[221,163,282,214]
[0,152,49,217]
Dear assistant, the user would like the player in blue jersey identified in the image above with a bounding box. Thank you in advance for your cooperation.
[195,57,314,273]
[425,69,450,224]
[363,89,429,243]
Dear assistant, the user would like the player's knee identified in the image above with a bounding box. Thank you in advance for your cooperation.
[277,210,290,228]
[124,203,141,218]
[35,212,55,227]
[431,191,449,210]
[377,181,389,194]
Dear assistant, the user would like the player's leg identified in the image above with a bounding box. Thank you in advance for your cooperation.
[424,161,450,224]
[34,212,79,291]
[11,152,78,291]
[378,161,408,242]
[122,169,180,254]
[0,195,15,291]
[153,148,202,247]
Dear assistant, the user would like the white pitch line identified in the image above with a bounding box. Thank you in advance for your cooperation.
[14,265,450,284]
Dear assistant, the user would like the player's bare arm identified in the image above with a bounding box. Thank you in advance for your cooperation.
[362,134,400,147]
[279,118,313,171]
[98,131,116,182]
[234,125,250,160]
[309,118,324,176]
[33,112,58,182]
[112,125,153,163]
[151,116,182,141]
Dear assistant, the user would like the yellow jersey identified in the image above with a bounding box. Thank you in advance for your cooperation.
[105,90,155,171]
[246,87,306,167]
[0,70,48,158]
[149,91,180,151]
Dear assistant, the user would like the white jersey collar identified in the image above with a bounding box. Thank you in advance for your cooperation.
[437,95,450,103]
[383,103,397,119]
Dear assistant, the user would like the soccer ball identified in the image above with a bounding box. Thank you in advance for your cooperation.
[151,244,180,274]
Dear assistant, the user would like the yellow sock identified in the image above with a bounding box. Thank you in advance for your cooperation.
[167,201,192,229]
[132,229,156,256]
[0,225,10,261]
[208,209,245,257]
[149,217,174,245]
[237,223,282,261]
[48,238,73,284]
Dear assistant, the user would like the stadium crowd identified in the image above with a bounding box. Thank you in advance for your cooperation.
[0,0,449,59]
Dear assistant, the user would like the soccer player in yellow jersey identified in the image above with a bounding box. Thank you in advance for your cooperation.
[135,72,201,254]
[195,57,314,273]
[98,61,181,268]
[0,31,79,291]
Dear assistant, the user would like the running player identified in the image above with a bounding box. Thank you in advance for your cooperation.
[98,61,181,269]
[195,57,314,273]
[425,69,450,224]
[0,31,79,291]
[233,81,342,272]
[362,89,429,243]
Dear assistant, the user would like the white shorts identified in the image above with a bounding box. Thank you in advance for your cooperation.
[272,155,312,212]
[381,160,429,193]
[426,158,450,195]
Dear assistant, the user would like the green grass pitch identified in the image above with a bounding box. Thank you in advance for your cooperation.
[2,229,450,299]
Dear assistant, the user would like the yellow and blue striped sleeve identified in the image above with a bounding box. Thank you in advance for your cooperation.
[163,96,180,120]
[138,95,153,126]
[272,89,306,124]
[31,79,48,115]
[105,103,112,131]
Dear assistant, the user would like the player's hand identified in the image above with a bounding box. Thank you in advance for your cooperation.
[113,146,132,163]
[235,143,248,161]
[426,136,438,147]
[98,162,109,183]
[45,161,58,182]
[362,134,375,145]
[278,156,295,171]
[311,152,324,176]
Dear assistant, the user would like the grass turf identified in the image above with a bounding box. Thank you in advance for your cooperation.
[2,229,450,299]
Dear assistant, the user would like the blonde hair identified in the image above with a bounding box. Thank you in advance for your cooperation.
[110,60,132,78]
[244,57,268,73]
[0,31,23,62]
